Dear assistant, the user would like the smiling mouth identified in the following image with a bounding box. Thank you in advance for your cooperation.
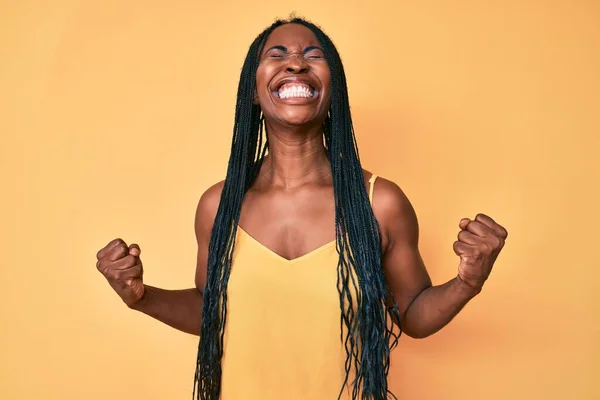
[273,82,319,100]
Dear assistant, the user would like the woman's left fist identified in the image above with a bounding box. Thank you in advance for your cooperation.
[453,213,508,292]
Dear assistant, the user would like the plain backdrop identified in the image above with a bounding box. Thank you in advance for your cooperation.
[1,0,598,399]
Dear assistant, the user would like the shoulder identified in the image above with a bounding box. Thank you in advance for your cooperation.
[368,173,420,251]
[194,180,225,240]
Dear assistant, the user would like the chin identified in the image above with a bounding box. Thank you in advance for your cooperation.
[274,109,324,127]
[282,116,314,126]
[281,118,321,128]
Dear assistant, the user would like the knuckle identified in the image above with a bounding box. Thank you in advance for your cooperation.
[473,221,484,230]
[487,236,500,249]
[99,261,112,274]
[106,270,118,282]
[483,243,494,254]
[115,245,127,257]
[491,236,502,248]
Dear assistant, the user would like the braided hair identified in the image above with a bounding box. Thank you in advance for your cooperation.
[194,17,402,400]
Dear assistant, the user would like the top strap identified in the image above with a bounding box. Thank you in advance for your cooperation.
[368,174,378,205]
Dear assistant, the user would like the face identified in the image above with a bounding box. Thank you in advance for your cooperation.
[255,23,332,128]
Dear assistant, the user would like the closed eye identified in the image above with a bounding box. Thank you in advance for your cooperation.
[266,51,285,59]
[262,45,325,60]
[264,45,287,59]
[304,46,325,60]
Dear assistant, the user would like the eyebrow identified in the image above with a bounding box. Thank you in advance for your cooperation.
[264,45,324,54]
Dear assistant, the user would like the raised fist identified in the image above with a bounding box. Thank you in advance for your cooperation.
[96,238,145,307]
[453,213,508,292]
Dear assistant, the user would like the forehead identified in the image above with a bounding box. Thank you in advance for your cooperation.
[262,23,321,51]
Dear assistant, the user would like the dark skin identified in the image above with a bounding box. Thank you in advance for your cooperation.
[96,24,507,338]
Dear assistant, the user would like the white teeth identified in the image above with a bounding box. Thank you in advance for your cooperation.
[278,84,314,99]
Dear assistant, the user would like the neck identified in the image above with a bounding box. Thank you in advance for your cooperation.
[258,121,331,188]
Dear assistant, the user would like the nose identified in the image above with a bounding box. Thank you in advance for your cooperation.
[285,53,308,74]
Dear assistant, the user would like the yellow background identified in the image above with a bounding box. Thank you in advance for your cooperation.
[1,1,598,399]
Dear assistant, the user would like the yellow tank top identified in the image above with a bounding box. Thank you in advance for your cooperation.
[220,175,379,400]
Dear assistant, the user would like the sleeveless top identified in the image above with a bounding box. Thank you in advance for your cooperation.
[220,174,379,399]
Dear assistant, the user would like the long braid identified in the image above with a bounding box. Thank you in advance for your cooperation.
[194,17,401,400]
[193,21,284,400]
[290,18,402,398]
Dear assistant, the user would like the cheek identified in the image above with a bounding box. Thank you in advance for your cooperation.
[255,68,265,92]
[254,71,270,107]
[319,65,332,89]
[318,67,332,101]
[256,64,276,89]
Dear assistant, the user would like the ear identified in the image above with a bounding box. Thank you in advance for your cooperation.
[253,88,259,105]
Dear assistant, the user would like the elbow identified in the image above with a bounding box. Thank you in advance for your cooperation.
[399,319,437,339]
[402,326,433,339]
[403,329,434,339]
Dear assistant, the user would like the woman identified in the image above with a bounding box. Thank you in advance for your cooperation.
[96,17,508,400]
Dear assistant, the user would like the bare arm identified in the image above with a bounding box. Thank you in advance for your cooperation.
[130,287,203,335]
[374,178,505,339]
[97,181,223,336]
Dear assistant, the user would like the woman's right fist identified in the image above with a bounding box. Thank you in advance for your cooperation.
[96,238,145,308]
